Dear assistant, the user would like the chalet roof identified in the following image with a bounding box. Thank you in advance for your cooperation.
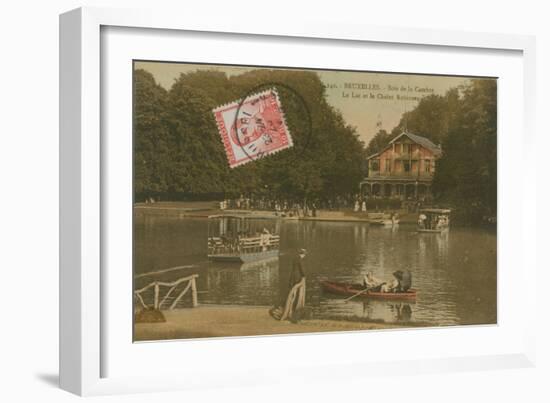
[392,132,441,155]
[367,132,442,160]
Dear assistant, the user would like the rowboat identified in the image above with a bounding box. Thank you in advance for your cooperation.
[321,280,417,300]
[369,218,399,227]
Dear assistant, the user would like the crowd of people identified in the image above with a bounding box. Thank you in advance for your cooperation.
[208,227,278,255]
[219,194,426,218]
[219,195,358,216]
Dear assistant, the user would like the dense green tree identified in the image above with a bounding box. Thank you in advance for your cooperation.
[163,81,229,195]
[365,89,462,155]
[134,69,170,198]
[365,129,393,156]
[397,89,461,145]
[432,80,497,221]
[133,68,366,203]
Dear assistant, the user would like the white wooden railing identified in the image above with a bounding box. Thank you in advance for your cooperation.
[208,234,280,255]
[134,274,198,310]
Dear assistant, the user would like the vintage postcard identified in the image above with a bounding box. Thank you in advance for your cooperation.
[133,61,497,341]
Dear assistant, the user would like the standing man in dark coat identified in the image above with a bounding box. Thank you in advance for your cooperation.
[286,248,307,323]
[289,248,307,290]
[269,248,307,321]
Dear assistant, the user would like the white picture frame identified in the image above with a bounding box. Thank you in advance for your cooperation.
[60,6,537,396]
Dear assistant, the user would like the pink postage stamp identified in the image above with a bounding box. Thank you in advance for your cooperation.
[213,88,293,168]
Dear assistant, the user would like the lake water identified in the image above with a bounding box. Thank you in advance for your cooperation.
[134,215,497,327]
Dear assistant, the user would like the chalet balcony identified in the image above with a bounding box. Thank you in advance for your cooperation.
[390,149,423,159]
[366,170,435,180]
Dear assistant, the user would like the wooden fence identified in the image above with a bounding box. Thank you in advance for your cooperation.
[134,274,198,310]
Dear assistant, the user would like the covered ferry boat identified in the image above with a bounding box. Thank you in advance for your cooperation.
[417,208,451,233]
[207,214,280,263]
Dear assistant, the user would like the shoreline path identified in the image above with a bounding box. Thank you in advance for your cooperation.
[134,305,405,341]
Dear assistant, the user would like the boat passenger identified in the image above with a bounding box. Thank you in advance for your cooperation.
[381,271,402,293]
[391,212,398,225]
[260,228,270,252]
[363,271,383,291]
[418,213,427,229]
[381,278,399,293]
[398,270,412,292]
[385,270,412,292]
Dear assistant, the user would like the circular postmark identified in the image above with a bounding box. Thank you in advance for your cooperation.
[231,82,313,164]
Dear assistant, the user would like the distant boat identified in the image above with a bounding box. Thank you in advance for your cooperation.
[369,218,399,227]
[279,215,299,221]
[367,212,399,227]
[417,208,451,233]
[321,280,417,300]
[207,214,280,263]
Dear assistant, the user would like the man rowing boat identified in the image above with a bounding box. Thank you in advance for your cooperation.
[362,271,384,292]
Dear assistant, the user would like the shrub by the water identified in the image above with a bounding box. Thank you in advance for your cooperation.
[135,308,166,323]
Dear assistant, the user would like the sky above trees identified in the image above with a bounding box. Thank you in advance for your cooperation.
[135,61,472,144]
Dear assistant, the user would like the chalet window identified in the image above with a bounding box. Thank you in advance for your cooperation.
[403,144,410,154]
[403,161,411,172]
[370,159,380,171]
[385,159,391,172]
[425,159,431,172]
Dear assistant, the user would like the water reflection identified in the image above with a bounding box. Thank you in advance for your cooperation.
[202,258,280,306]
[134,216,496,326]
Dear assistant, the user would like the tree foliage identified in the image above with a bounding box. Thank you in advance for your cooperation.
[134,68,366,202]
[432,80,497,221]
[134,70,170,195]
[397,89,461,146]
[365,129,393,156]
